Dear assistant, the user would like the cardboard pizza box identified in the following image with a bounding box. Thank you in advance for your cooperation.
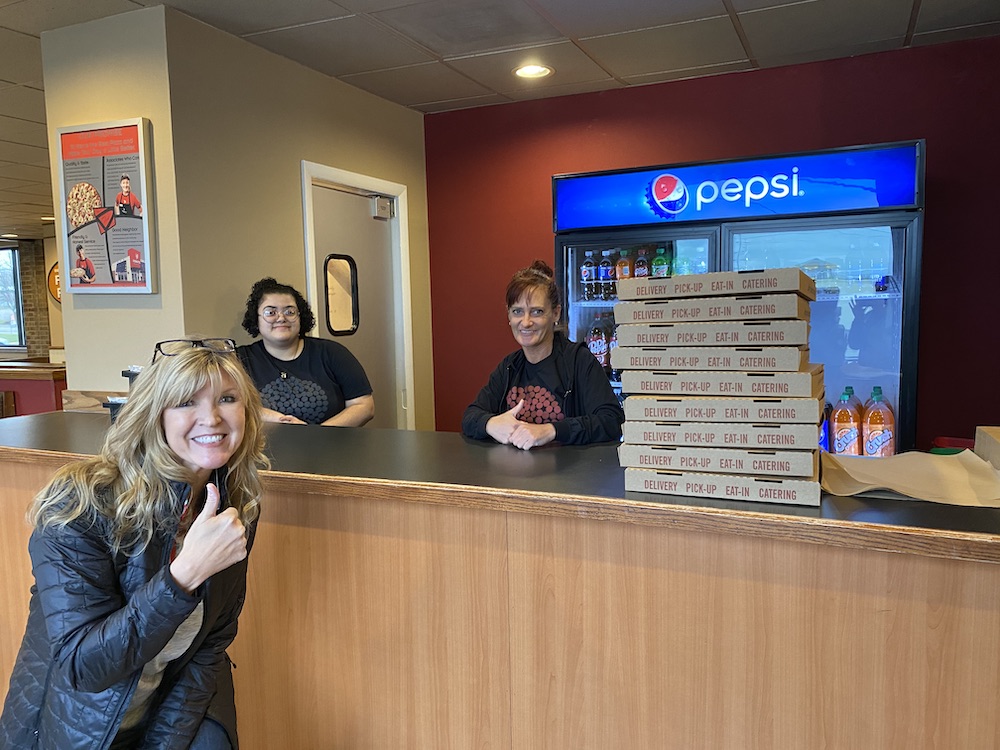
[624,468,821,506]
[622,420,821,450]
[618,443,820,479]
[615,320,810,348]
[974,427,1000,471]
[623,395,825,424]
[621,363,824,398]
[614,293,811,325]
[618,267,816,302]
[611,345,809,372]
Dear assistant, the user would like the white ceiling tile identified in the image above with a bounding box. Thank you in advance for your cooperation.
[446,42,611,93]
[756,37,904,68]
[0,176,46,191]
[739,0,912,60]
[913,21,1000,45]
[373,0,562,56]
[579,17,747,78]
[530,0,726,38]
[0,85,46,123]
[504,78,624,101]
[916,0,1000,33]
[621,59,754,84]
[0,140,47,166]
[416,93,513,112]
[250,15,434,75]
[0,115,46,147]
[6,182,53,197]
[336,0,430,11]
[0,28,42,83]
[340,61,493,105]
[158,0,351,36]
[0,0,144,36]
[0,163,50,182]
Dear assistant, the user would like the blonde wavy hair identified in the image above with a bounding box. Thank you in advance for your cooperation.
[29,345,269,554]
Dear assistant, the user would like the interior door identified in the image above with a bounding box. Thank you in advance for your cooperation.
[311,184,399,428]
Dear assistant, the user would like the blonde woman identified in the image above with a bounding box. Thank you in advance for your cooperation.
[1,339,268,749]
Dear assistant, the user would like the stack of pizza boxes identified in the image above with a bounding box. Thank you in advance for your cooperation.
[612,268,823,506]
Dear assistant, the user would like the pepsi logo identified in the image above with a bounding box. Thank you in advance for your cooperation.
[647,173,689,217]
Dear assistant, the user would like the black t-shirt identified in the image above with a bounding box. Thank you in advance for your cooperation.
[237,338,372,424]
[505,354,566,425]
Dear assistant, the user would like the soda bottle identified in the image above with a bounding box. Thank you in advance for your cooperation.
[863,386,892,414]
[843,385,864,421]
[580,250,597,301]
[615,249,634,284]
[634,248,650,278]
[651,247,670,278]
[674,255,692,275]
[819,401,833,451]
[607,314,620,380]
[599,250,616,300]
[862,392,895,457]
[830,391,861,455]
[586,314,609,369]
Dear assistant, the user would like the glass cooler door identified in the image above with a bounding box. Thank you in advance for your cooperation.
[722,213,920,448]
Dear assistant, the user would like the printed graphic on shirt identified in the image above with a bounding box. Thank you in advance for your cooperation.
[261,375,329,424]
[506,385,565,424]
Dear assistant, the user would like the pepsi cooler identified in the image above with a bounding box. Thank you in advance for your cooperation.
[552,140,924,451]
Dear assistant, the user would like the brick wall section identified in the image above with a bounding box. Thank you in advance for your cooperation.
[18,240,51,359]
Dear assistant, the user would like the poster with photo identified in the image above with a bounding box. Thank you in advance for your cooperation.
[56,118,155,294]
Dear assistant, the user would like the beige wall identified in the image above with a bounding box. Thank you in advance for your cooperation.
[42,6,434,428]
[42,8,183,382]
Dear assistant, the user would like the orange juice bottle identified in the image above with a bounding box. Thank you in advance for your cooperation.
[831,391,861,455]
[862,392,895,457]
[616,248,634,282]
[843,385,864,421]
[863,386,892,415]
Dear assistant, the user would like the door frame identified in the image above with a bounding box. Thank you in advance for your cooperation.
[301,161,415,429]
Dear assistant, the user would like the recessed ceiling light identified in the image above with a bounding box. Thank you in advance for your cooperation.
[514,64,553,79]
[1,234,18,238]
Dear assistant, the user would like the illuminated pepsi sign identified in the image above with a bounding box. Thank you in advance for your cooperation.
[553,142,922,232]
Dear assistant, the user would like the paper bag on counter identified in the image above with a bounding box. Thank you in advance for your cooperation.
[821,450,1000,507]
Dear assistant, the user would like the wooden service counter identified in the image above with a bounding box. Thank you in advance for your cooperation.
[0,360,66,415]
[2,413,1000,748]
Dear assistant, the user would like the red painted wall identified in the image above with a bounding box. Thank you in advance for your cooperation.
[426,36,1000,448]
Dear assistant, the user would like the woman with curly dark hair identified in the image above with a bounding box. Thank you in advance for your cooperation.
[237,277,374,426]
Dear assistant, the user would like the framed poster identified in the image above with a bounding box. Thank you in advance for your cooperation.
[56,118,155,294]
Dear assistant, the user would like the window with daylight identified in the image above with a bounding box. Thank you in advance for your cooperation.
[0,247,24,348]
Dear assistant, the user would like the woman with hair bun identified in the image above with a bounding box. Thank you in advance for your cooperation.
[462,260,624,450]
[237,277,374,427]
[1,339,268,749]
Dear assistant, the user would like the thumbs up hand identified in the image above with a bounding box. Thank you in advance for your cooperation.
[486,399,527,444]
[169,483,248,594]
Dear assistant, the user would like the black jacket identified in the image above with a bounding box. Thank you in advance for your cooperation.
[0,476,254,750]
[462,332,624,445]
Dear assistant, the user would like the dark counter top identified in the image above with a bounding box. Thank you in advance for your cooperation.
[3,411,1000,553]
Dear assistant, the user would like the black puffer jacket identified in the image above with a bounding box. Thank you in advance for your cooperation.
[0,477,255,749]
[462,332,624,445]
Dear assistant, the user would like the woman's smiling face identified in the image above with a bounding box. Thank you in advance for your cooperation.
[162,372,245,483]
[508,286,560,360]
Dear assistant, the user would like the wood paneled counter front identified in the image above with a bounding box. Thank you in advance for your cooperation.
[1,413,999,748]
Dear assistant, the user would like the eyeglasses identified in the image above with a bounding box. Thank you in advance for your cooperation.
[153,338,237,361]
[260,306,298,320]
